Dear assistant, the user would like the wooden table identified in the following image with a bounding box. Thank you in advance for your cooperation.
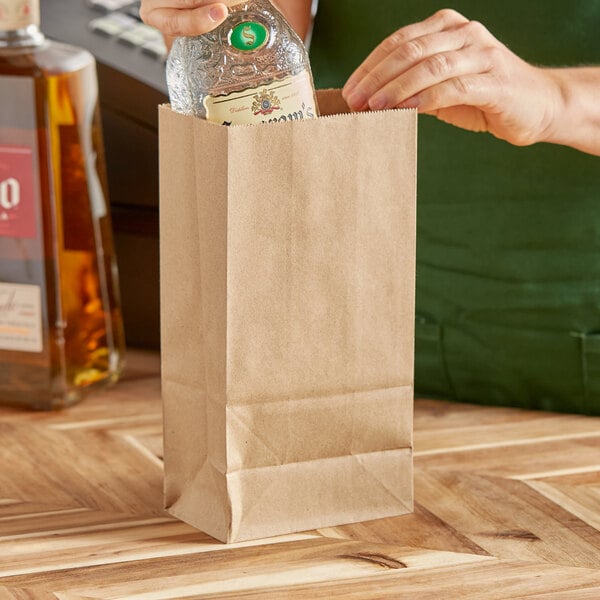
[1,350,600,599]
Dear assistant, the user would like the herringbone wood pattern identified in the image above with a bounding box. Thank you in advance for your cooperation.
[1,351,600,599]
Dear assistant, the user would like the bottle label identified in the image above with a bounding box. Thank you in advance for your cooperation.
[0,1,40,30]
[203,70,317,126]
[0,146,37,239]
[0,282,43,352]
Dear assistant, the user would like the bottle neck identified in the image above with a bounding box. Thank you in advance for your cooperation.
[0,24,44,48]
[0,0,43,47]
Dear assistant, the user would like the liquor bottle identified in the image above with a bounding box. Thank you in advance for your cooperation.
[166,0,319,125]
[0,0,125,409]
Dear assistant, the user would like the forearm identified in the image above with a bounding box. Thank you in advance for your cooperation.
[272,0,314,41]
[543,67,600,156]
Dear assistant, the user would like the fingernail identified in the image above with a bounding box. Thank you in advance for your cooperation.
[368,94,388,111]
[342,80,356,98]
[346,90,368,111]
[209,4,227,22]
[400,95,420,109]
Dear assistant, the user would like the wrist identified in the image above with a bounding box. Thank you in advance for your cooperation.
[539,68,600,155]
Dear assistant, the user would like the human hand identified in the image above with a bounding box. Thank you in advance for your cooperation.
[141,0,313,48]
[341,9,563,148]
[140,0,235,47]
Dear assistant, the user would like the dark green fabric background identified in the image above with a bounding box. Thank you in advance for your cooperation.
[309,1,600,414]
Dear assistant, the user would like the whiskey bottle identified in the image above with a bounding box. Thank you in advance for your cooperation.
[0,0,125,409]
[166,0,318,125]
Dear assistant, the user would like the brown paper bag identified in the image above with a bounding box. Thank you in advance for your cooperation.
[159,90,417,543]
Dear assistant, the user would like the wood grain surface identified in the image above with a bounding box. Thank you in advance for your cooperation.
[1,350,600,599]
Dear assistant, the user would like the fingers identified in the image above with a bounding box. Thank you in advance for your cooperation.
[343,9,469,98]
[342,9,503,114]
[368,45,496,112]
[344,27,476,111]
[338,8,557,147]
[140,1,229,37]
[407,73,498,114]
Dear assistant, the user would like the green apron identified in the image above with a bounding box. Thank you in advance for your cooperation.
[310,1,600,414]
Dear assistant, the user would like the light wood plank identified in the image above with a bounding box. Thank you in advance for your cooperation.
[415,469,600,568]
[179,561,600,600]
[1,353,600,598]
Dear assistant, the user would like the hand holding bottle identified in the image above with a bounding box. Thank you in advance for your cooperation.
[163,0,318,123]
[140,0,231,48]
[140,0,313,45]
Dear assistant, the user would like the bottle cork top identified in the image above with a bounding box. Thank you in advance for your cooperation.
[0,0,40,31]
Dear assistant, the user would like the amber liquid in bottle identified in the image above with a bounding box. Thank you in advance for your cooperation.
[0,22,125,408]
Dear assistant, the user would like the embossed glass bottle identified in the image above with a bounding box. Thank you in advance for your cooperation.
[166,0,318,125]
[0,0,125,409]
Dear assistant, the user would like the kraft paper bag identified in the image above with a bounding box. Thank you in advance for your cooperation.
[159,90,417,543]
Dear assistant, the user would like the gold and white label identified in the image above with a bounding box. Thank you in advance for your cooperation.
[204,70,317,126]
[0,282,42,352]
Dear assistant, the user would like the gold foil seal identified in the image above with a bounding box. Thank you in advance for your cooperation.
[0,0,40,31]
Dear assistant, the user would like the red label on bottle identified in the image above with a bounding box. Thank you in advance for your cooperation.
[0,146,37,239]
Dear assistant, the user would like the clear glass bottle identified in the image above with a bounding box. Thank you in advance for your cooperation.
[166,0,319,125]
[0,0,125,409]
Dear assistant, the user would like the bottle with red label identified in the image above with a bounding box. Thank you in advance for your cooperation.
[0,0,125,409]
